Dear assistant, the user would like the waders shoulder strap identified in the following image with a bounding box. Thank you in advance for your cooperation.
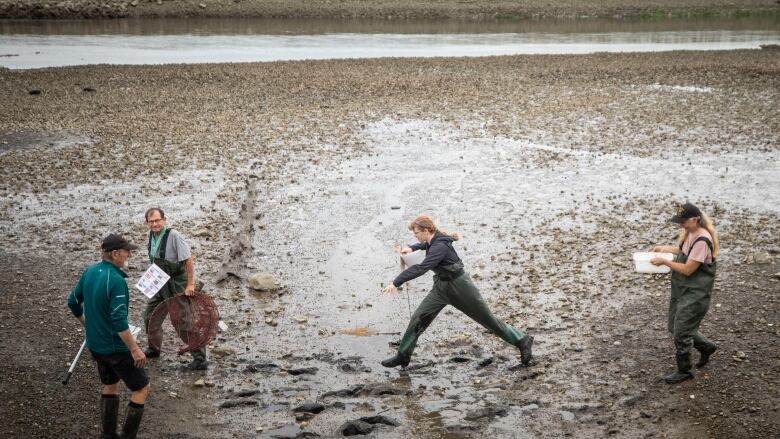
[148,229,172,260]
[692,236,715,262]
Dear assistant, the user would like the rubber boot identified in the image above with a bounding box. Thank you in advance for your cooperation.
[665,353,694,384]
[381,354,410,369]
[119,402,144,439]
[143,348,160,358]
[100,394,119,439]
[517,335,535,366]
[696,343,717,368]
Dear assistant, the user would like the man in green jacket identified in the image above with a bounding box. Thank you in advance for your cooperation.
[142,207,207,370]
[67,234,150,439]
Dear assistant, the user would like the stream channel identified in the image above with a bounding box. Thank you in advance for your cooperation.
[0,16,779,69]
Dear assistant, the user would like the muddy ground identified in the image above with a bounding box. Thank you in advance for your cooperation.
[0,0,779,20]
[0,50,779,438]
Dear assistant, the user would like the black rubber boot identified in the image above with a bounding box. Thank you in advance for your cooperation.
[143,348,160,358]
[696,343,717,368]
[517,335,535,366]
[381,354,410,369]
[665,353,694,384]
[120,402,144,439]
[180,358,208,371]
[100,394,120,439]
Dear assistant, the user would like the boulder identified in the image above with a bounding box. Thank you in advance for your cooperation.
[249,272,278,291]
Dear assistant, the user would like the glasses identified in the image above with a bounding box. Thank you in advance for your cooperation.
[147,218,164,224]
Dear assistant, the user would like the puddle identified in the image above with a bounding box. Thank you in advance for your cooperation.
[340,327,378,337]
[0,130,92,152]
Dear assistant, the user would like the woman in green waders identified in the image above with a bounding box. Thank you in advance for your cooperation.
[380,215,534,368]
[651,202,719,384]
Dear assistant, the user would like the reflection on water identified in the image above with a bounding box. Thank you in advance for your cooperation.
[0,17,778,69]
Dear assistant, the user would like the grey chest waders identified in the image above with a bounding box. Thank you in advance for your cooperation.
[666,236,718,383]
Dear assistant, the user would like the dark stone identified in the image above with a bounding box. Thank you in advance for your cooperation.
[477,357,494,368]
[244,362,278,373]
[339,420,373,436]
[359,415,400,426]
[82,87,96,92]
[323,384,365,397]
[219,399,258,409]
[449,356,472,363]
[288,367,318,376]
[235,389,262,397]
[294,402,325,414]
[28,89,41,95]
[367,384,404,396]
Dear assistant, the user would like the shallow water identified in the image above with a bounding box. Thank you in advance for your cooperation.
[0,17,778,69]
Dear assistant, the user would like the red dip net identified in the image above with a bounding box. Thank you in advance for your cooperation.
[147,292,219,355]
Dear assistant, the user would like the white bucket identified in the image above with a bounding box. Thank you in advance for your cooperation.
[400,250,426,267]
[633,252,673,273]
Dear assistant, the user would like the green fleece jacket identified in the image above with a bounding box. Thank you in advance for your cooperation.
[67,260,130,355]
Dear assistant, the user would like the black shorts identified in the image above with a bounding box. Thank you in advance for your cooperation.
[91,351,149,391]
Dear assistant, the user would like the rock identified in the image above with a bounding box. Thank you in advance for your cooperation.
[464,404,509,421]
[220,399,258,409]
[449,356,472,363]
[477,357,494,368]
[288,367,318,376]
[235,389,262,397]
[28,90,41,95]
[82,87,96,92]
[294,402,325,414]
[323,384,365,397]
[561,410,575,421]
[244,362,279,373]
[773,272,780,280]
[339,420,373,436]
[747,252,773,264]
[193,378,205,387]
[359,415,400,426]
[198,2,206,8]
[249,272,278,291]
[211,346,237,358]
[367,384,404,396]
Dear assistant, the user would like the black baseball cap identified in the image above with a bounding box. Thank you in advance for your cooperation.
[670,202,702,224]
[101,234,139,252]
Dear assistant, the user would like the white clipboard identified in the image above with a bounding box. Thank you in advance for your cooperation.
[134,263,171,299]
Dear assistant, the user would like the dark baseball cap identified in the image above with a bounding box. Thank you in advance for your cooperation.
[670,202,702,224]
[101,234,139,252]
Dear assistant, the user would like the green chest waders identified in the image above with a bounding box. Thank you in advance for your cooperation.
[142,230,206,361]
[668,236,717,375]
[396,261,526,361]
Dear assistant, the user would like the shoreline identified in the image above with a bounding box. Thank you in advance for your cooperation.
[0,0,778,21]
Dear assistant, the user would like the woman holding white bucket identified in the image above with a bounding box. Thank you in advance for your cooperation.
[650,202,719,384]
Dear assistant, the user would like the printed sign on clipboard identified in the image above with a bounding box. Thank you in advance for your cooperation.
[135,263,171,299]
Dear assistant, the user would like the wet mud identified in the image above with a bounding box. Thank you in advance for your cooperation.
[0,49,778,438]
